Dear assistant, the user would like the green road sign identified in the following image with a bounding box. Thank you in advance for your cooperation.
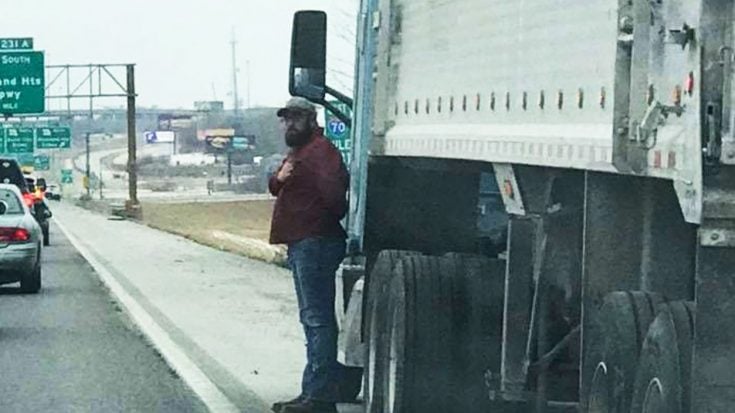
[61,169,73,184]
[5,127,35,153]
[34,155,50,171]
[324,101,352,165]
[0,38,33,51]
[36,127,72,149]
[13,153,34,168]
[0,51,45,115]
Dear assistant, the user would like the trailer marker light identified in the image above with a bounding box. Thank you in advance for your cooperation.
[673,85,682,107]
[668,151,676,169]
[685,72,694,95]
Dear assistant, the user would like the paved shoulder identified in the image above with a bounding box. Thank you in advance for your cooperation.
[53,202,306,411]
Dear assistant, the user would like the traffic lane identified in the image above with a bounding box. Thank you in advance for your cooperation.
[0,220,208,412]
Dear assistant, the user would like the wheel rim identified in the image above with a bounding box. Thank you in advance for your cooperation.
[589,362,611,413]
[642,378,665,413]
[387,310,400,413]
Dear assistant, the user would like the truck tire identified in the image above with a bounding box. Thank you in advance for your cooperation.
[364,250,419,413]
[381,255,455,413]
[584,291,663,413]
[20,262,41,294]
[630,301,695,413]
[443,252,505,411]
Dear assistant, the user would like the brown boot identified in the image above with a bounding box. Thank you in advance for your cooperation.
[281,399,337,413]
[271,395,305,413]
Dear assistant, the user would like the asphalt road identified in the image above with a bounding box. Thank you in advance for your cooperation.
[0,221,208,412]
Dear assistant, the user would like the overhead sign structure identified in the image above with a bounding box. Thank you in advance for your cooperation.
[324,101,352,164]
[0,51,45,114]
[145,130,175,144]
[36,127,72,149]
[0,38,33,51]
[4,127,35,153]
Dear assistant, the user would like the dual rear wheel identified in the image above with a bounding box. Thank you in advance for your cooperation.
[584,292,694,413]
[365,251,504,413]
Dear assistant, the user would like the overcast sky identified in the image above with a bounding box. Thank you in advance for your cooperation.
[5,0,359,110]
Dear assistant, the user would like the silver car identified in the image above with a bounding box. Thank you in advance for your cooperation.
[0,184,42,293]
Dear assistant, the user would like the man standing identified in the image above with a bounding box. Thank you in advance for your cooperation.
[270,97,349,413]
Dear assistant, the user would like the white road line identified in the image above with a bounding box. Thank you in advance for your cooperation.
[54,218,240,413]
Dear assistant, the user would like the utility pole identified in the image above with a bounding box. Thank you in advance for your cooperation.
[246,60,251,109]
[231,30,240,117]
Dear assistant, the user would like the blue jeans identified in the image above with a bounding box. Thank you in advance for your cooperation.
[287,237,346,402]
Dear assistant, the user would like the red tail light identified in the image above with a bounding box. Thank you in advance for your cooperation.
[0,228,30,243]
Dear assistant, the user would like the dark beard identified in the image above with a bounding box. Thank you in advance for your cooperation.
[285,129,312,147]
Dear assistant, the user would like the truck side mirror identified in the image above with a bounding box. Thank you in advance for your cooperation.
[289,11,327,102]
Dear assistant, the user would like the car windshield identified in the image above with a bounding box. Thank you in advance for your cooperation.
[0,189,24,215]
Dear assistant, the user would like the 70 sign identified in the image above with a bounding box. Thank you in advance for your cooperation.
[327,118,348,137]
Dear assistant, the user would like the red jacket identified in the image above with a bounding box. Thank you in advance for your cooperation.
[269,129,348,244]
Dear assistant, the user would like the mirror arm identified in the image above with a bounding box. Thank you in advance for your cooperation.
[320,97,353,129]
[324,85,353,109]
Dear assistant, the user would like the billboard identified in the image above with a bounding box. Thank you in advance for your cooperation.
[157,114,195,130]
[145,131,176,144]
[201,132,255,154]
[197,128,234,141]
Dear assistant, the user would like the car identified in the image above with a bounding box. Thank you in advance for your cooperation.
[45,184,62,201]
[0,158,34,208]
[23,175,52,246]
[0,184,42,293]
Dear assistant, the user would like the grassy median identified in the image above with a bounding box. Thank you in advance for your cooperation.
[141,200,287,266]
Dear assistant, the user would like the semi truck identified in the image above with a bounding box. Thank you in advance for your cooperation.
[287,1,735,412]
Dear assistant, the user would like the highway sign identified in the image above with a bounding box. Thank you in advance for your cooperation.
[324,101,352,165]
[5,127,35,153]
[0,51,45,114]
[61,169,73,184]
[0,38,33,51]
[36,127,72,149]
[34,155,50,171]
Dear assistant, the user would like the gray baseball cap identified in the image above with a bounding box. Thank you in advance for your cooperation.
[276,97,317,117]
